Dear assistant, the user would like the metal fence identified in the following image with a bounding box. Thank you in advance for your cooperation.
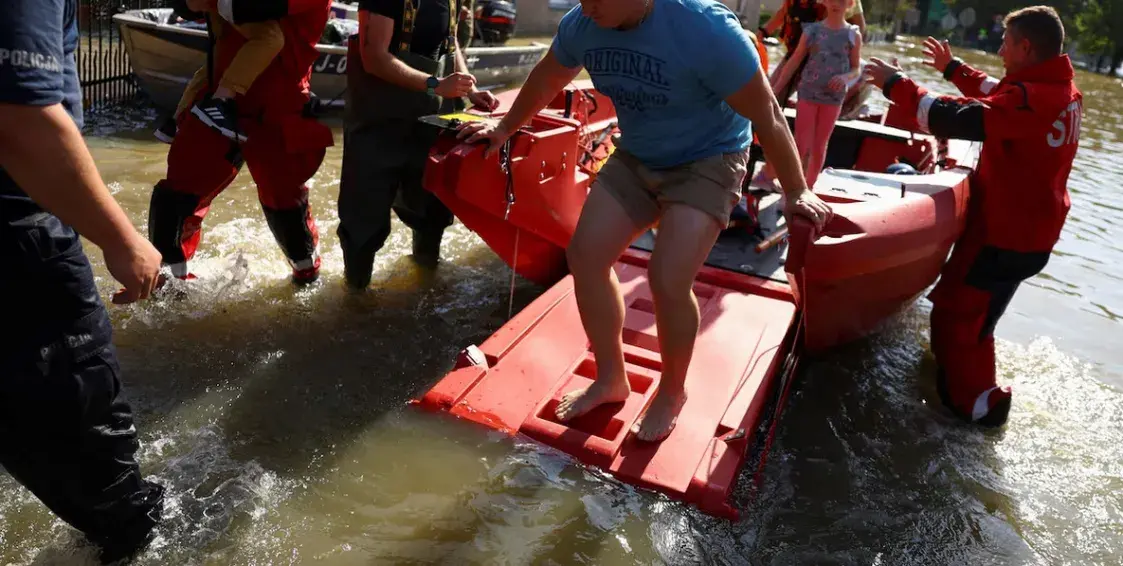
[79,0,170,111]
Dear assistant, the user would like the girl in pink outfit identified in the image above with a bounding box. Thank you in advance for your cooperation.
[769,0,862,189]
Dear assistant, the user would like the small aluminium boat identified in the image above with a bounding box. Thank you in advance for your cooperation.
[411,81,980,519]
[112,6,549,113]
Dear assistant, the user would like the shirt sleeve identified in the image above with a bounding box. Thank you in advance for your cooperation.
[551,5,584,69]
[884,74,1052,142]
[693,4,761,99]
[944,58,1001,99]
[0,0,66,107]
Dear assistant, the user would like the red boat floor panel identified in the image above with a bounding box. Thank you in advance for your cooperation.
[415,259,796,517]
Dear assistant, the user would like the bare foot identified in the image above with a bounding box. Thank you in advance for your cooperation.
[631,388,688,442]
[555,376,631,422]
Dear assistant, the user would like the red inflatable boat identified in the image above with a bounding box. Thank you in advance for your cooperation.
[412,81,980,518]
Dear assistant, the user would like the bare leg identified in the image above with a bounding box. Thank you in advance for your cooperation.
[556,185,650,422]
[632,204,722,442]
[806,101,842,189]
[794,100,819,187]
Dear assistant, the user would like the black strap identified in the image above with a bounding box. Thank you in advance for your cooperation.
[1009,82,1032,110]
[446,0,457,55]
[943,57,964,81]
[882,72,905,99]
[398,0,458,55]
[399,0,417,52]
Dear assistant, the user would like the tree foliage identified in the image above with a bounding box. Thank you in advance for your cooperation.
[1074,0,1123,58]
[938,0,1123,71]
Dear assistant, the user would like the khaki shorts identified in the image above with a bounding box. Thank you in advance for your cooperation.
[596,148,750,229]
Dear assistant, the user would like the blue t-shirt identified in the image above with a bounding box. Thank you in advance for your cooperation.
[0,0,83,218]
[552,0,760,169]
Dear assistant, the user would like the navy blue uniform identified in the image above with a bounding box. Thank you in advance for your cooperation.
[0,0,164,561]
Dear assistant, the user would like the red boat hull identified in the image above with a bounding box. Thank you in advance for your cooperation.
[422,84,617,285]
[785,166,973,353]
[415,248,799,519]
[415,81,979,517]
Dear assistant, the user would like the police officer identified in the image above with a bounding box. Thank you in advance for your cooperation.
[0,0,165,562]
[339,0,499,289]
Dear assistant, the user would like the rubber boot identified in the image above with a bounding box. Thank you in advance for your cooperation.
[262,203,321,286]
[93,485,164,564]
[291,257,322,286]
[936,369,1012,428]
[411,228,443,269]
[342,240,376,290]
[148,181,204,278]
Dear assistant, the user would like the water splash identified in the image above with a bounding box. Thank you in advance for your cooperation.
[131,425,299,565]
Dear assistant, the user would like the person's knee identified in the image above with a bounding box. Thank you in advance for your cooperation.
[241,21,285,53]
[566,233,616,279]
[649,264,694,307]
[261,22,285,52]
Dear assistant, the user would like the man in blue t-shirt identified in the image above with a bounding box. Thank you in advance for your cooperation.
[0,0,165,561]
[460,0,831,442]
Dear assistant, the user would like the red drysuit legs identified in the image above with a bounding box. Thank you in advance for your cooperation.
[929,221,1050,427]
[148,111,324,279]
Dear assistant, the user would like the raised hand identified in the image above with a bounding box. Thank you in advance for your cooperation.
[862,57,904,90]
[922,37,955,74]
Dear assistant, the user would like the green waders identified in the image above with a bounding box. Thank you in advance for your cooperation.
[338,35,457,289]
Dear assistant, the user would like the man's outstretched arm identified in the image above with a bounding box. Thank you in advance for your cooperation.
[867,57,1051,143]
[923,37,999,98]
[457,47,581,157]
[0,1,161,303]
[0,104,146,262]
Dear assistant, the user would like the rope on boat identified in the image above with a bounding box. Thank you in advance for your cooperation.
[500,138,514,220]
[753,270,807,490]
[499,137,518,319]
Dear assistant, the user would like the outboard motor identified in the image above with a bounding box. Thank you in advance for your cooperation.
[886,162,919,175]
[474,0,516,45]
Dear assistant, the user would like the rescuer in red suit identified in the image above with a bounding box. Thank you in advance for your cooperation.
[864,6,1082,427]
[148,0,335,283]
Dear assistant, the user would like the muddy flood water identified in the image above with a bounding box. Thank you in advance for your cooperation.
[2,40,1122,565]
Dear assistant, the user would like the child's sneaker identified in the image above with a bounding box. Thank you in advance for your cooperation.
[154,116,177,144]
[191,97,246,143]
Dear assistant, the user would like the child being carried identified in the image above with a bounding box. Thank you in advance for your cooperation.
[156,0,285,144]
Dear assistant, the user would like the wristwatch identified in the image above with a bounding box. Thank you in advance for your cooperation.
[426,75,439,96]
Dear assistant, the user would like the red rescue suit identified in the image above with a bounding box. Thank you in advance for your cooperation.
[882,55,1082,426]
[148,0,335,280]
